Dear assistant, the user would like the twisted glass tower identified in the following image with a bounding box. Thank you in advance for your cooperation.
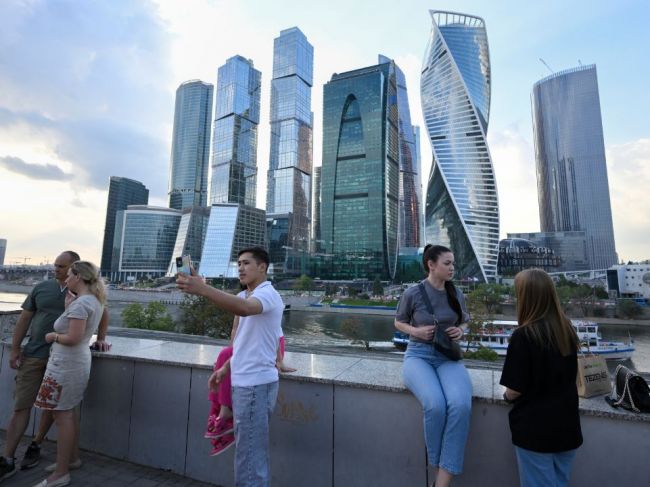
[421,10,499,282]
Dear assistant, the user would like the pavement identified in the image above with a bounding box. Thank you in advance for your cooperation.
[0,432,218,487]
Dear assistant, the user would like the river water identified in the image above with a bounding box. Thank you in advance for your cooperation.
[2,292,649,372]
[0,292,27,311]
[282,310,650,373]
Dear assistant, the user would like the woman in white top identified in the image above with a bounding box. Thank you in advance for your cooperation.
[33,261,105,487]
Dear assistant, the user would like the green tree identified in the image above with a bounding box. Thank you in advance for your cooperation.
[572,285,595,316]
[464,346,499,361]
[617,299,643,319]
[347,285,358,298]
[468,283,508,314]
[179,294,234,338]
[463,293,493,352]
[121,301,175,331]
[594,286,609,300]
[372,276,384,296]
[293,274,314,292]
[555,286,573,312]
[340,317,370,350]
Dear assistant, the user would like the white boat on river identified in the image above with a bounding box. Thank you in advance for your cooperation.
[393,320,635,360]
[458,320,635,360]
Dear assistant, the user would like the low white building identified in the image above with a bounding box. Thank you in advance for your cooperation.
[607,264,650,299]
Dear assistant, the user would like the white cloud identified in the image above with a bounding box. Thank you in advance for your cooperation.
[488,125,540,238]
[606,138,650,262]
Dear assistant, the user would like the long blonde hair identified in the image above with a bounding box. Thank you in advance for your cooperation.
[514,269,579,356]
[70,261,107,305]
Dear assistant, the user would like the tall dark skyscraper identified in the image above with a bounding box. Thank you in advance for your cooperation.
[532,64,617,269]
[266,27,314,275]
[168,80,213,210]
[421,10,500,282]
[100,177,149,275]
[210,55,261,207]
[321,58,401,280]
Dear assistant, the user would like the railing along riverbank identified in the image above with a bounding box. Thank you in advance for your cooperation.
[1,320,649,486]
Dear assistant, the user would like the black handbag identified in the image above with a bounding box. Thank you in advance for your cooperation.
[417,283,462,361]
[605,364,650,413]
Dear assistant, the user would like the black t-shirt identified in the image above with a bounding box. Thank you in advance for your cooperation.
[499,326,583,453]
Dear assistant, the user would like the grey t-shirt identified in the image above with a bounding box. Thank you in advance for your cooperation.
[395,279,469,344]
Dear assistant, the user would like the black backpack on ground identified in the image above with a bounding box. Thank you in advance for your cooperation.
[605,364,650,413]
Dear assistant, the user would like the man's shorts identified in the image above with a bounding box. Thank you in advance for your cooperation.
[14,357,48,411]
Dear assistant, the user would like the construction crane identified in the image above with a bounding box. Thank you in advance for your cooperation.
[539,58,554,74]
[16,257,31,265]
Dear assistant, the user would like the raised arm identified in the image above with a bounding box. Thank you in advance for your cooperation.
[177,274,262,316]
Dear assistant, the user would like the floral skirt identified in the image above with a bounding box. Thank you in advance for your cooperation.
[34,350,91,410]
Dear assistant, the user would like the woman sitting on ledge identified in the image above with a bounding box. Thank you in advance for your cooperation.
[395,244,472,487]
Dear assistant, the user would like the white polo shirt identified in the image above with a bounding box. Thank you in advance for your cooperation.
[230,281,284,387]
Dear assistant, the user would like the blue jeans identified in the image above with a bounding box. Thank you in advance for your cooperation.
[515,446,577,487]
[232,381,279,487]
[402,342,472,475]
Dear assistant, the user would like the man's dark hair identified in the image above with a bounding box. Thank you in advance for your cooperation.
[237,247,270,269]
[62,250,81,262]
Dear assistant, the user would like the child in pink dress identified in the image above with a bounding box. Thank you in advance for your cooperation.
[204,336,290,455]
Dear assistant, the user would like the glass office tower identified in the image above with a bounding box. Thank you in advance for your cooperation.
[199,203,266,278]
[421,10,500,282]
[166,206,211,275]
[100,177,149,276]
[311,166,322,252]
[110,206,181,282]
[321,58,401,280]
[382,53,422,251]
[532,64,617,269]
[168,80,213,210]
[266,27,314,275]
[210,56,261,207]
[0,239,6,266]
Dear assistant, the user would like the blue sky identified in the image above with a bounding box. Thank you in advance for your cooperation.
[0,0,648,265]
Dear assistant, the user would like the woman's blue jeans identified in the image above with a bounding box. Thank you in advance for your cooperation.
[402,341,473,475]
[232,381,279,487]
[515,446,577,487]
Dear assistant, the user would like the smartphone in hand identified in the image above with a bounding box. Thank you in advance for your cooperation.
[176,255,192,274]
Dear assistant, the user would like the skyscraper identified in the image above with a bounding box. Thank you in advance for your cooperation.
[532,64,617,269]
[386,53,422,251]
[110,205,181,282]
[166,206,211,275]
[199,203,266,278]
[311,166,322,252]
[0,239,6,266]
[321,57,401,280]
[210,56,261,206]
[100,177,149,276]
[421,10,500,282]
[266,27,314,275]
[203,56,265,274]
[168,80,213,210]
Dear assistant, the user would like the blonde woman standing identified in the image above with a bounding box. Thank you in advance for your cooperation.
[33,261,106,487]
[500,269,583,487]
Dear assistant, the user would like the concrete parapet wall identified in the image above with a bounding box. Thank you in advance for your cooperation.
[1,339,649,486]
[0,311,19,342]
